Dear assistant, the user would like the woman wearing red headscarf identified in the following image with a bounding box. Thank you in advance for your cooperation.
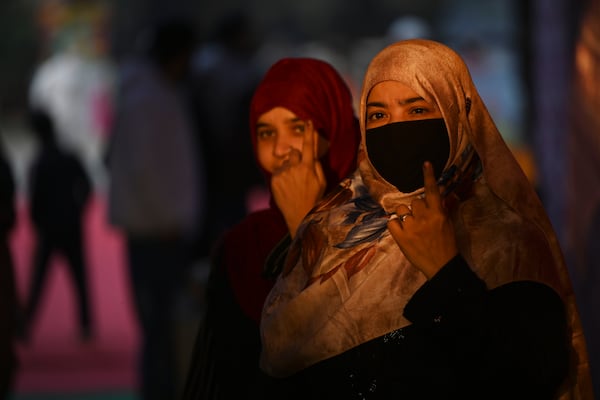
[182,58,360,400]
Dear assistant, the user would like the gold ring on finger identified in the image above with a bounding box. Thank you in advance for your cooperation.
[399,213,413,222]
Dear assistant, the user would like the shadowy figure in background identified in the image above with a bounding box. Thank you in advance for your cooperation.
[0,138,18,399]
[106,19,204,400]
[22,109,92,343]
[189,11,264,257]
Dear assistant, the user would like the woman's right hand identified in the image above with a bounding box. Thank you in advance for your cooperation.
[271,122,326,238]
[387,162,458,279]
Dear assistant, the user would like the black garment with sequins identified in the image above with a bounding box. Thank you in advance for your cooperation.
[260,255,569,400]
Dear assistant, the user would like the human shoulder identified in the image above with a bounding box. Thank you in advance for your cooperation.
[221,208,286,247]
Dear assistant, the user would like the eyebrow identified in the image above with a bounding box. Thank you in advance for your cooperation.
[366,97,425,108]
[256,122,270,129]
[256,117,304,128]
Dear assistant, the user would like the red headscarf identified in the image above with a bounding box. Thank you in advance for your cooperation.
[249,57,360,193]
[224,58,360,324]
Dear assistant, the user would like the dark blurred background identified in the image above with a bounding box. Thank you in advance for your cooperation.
[1,0,598,399]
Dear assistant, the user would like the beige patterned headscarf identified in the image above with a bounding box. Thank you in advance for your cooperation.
[260,39,592,399]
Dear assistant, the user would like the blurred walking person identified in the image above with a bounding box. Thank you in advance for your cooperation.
[189,11,263,257]
[22,108,93,342]
[106,18,204,400]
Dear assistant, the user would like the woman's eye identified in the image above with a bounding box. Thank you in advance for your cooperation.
[410,107,427,115]
[292,124,306,134]
[257,130,274,139]
[368,111,385,121]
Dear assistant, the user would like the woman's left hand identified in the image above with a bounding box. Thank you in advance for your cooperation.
[387,161,458,279]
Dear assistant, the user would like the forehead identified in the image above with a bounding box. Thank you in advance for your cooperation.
[366,80,423,104]
[257,106,299,123]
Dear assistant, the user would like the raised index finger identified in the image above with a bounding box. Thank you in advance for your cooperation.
[423,161,442,208]
[301,120,317,166]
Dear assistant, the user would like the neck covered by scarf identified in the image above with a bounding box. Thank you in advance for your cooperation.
[260,41,590,398]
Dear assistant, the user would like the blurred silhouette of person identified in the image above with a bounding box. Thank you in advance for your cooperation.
[0,137,18,399]
[189,11,264,257]
[22,108,93,343]
[106,18,204,400]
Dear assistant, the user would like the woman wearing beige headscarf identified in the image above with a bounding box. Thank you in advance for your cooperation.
[260,39,593,399]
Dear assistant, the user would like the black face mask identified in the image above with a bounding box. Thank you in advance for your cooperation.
[366,118,450,193]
